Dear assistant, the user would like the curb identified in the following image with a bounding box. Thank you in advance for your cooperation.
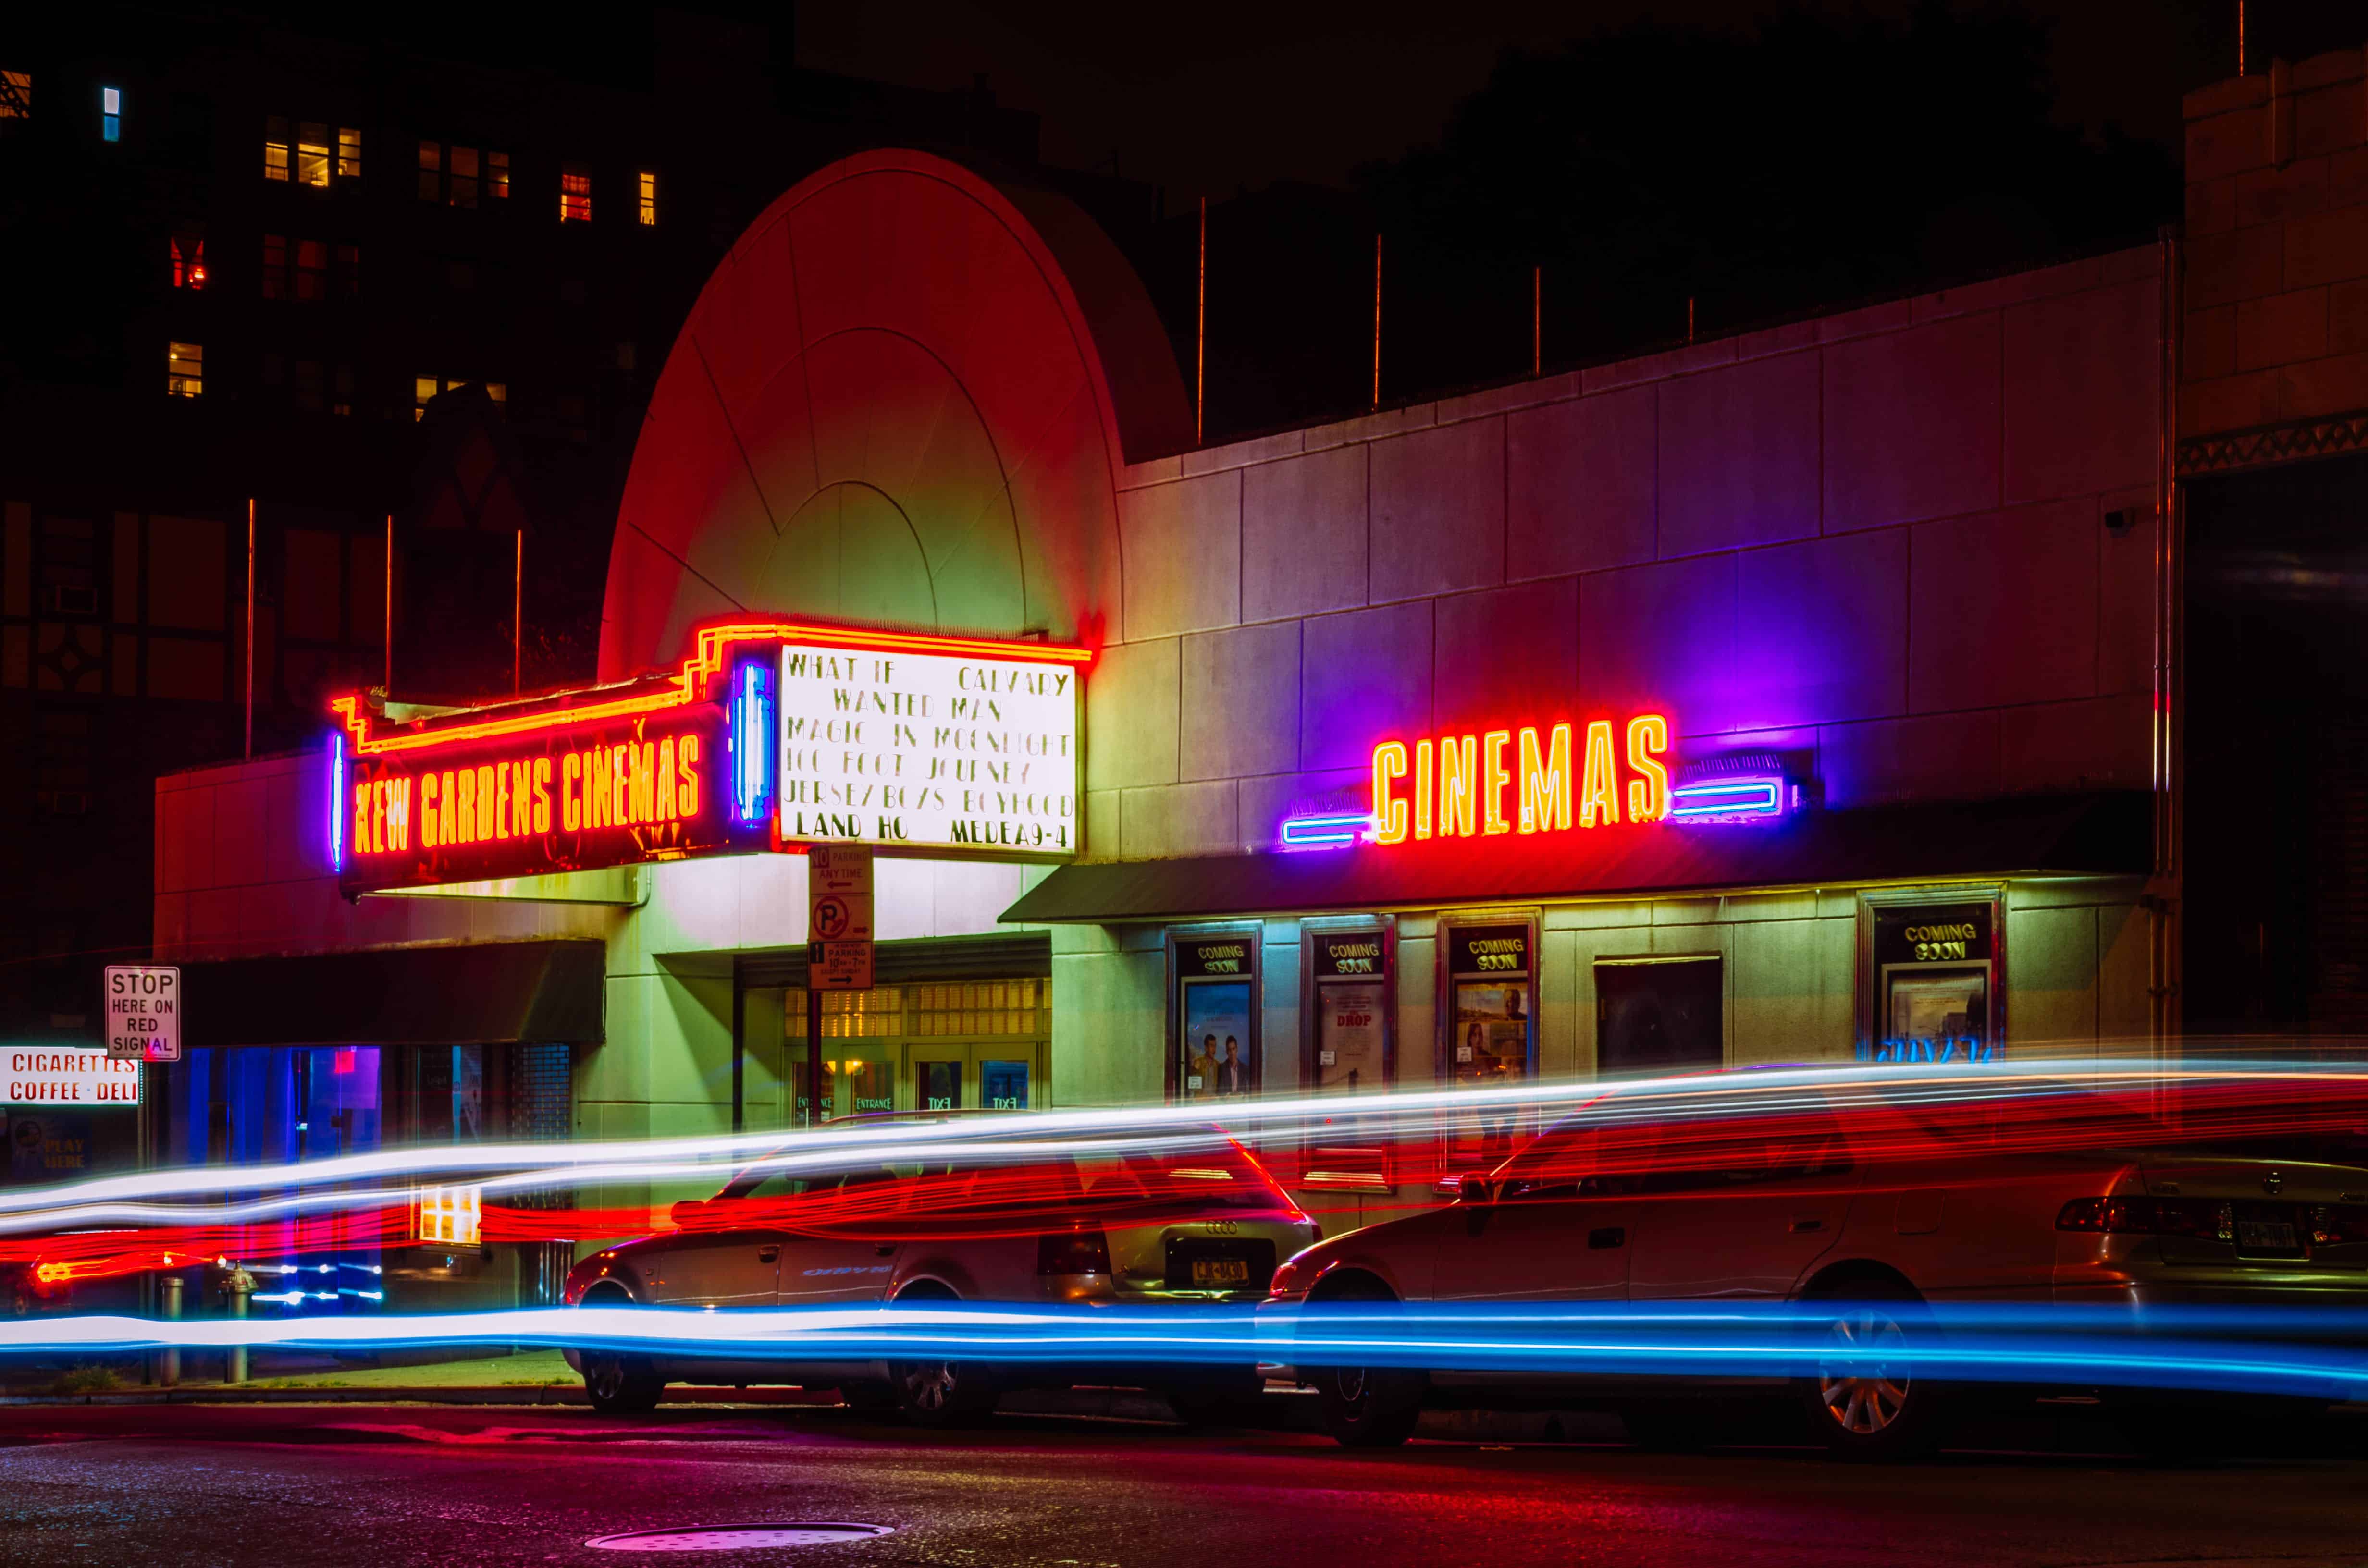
[0,1384,838,1409]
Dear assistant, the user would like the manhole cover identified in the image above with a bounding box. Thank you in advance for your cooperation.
[586,1523,894,1552]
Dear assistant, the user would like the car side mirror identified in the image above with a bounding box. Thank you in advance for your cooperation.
[668,1199,707,1228]
[1456,1176,1496,1205]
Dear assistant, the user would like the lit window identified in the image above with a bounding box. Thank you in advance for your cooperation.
[170,226,206,289]
[167,341,202,398]
[100,86,120,143]
[295,239,327,301]
[335,243,360,297]
[261,234,287,299]
[0,70,29,122]
[413,376,439,418]
[559,165,590,222]
[415,1184,482,1246]
[264,115,288,180]
[488,149,509,200]
[485,382,506,407]
[297,122,330,187]
[417,139,439,200]
[638,171,656,226]
[449,145,479,207]
[336,125,361,180]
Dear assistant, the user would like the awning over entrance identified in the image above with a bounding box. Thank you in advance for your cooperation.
[1000,791,2153,925]
[182,940,605,1048]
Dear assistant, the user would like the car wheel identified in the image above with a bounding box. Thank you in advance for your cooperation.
[1798,1286,1948,1460]
[886,1282,999,1427]
[891,1358,998,1426]
[580,1350,666,1415]
[1305,1279,1424,1449]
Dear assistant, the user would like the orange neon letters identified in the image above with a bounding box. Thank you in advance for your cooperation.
[1439,734,1477,838]
[1481,731,1513,835]
[1578,720,1619,828]
[1625,714,1669,823]
[1518,724,1571,833]
[1371,741,1409,845]
[1414,740,1435,840]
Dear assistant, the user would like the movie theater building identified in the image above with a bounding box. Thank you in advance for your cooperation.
[149,145,2171,1294]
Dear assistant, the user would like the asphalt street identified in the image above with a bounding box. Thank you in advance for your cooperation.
[6,1400,2368,1568]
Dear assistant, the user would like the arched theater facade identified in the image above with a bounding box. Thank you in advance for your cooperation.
[153,147,2166,1283]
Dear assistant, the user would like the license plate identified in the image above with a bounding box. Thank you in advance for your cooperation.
[1190,1258,1251,1286]
[2238,1220,2298,1252]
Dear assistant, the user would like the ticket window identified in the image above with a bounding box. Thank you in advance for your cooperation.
[1170,931,1260,1103]
[1301,924,1394,1186]
[1862,895,2002,1065]
[1440,920,1538,1174]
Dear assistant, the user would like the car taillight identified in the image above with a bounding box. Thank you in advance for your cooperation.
[2306,1204,2368,1245]
[2057,1197,2233,1239]
[1037,1230,1111,1276]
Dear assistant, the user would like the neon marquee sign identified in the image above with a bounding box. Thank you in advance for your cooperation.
[327,619,1091,895]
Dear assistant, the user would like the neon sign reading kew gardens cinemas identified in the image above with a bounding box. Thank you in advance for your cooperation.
[1369,716,1669,843]
[328,621,1090,895]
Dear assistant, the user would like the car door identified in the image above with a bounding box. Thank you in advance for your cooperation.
[1430,1121,1641,1305]
[1626,1115,1855,1300]
[774,1167,905,1307]
[638,1189,783,1311]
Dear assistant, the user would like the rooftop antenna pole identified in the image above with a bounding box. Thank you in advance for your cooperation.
[1687,296,1697,344]
[2237,0,2246,75]
[1196,196,1207,445]
[1371,233,1383,411]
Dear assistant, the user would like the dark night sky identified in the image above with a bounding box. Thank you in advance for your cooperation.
[793,0,2277,200]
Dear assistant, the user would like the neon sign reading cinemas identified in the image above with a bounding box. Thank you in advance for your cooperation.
[1368,715,1669,845]
[335,702,730,894]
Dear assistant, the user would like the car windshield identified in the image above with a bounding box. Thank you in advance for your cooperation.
[1493,1095,1851,1198]
[1071,1134,1293,1214]
[695,1128,1291,1238]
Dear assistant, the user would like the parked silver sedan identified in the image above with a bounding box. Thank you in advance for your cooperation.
[564,1115,1317,1423]
[1265,1074,2368,1457]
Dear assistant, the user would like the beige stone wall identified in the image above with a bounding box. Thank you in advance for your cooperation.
[1092,251,2163,863]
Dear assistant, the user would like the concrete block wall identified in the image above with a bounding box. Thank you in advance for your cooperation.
[152,752,616,963]
[2183,48,2368,437]
[1094,248,2163,862]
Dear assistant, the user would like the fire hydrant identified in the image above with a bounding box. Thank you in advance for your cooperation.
[212,1259,258,1384]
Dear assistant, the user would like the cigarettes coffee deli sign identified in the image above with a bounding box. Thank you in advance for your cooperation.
[6,1049,141,1108]
[330,621,1090,895]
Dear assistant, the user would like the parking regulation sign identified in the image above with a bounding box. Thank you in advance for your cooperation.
[807,845,875,991]
[104,965,182,1062]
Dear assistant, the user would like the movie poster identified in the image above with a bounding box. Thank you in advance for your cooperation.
[1317,980,1386,1091]
[1181,980,1255,1100]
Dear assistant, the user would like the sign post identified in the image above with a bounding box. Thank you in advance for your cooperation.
[103,965,182,1063]
[805,845,875,1125]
